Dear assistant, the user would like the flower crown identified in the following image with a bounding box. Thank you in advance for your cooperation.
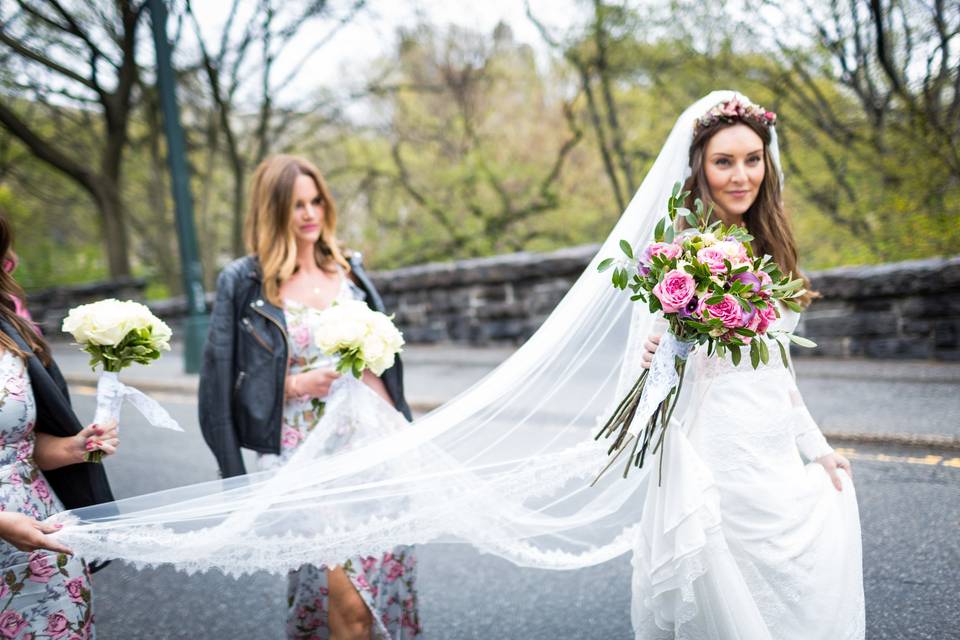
[694,97,777,135]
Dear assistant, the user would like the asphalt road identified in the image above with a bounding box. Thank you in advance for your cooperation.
[68,394,960,639]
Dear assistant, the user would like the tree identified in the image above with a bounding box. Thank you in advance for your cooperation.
[0,0,145,277]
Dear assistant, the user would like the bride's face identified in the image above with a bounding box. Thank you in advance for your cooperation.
[703,124,765,224]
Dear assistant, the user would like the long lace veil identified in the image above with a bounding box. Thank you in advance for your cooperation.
[53,90,778,576]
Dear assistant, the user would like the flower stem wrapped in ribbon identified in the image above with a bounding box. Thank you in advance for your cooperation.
[61,299,183,462]
[593,182,815,483]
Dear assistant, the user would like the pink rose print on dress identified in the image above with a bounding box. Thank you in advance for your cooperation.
[27,552,58,583]
[361,556,378,573]
[33,478,52,504]
[45,612,70,638]
[292,323,312,351]
[280,425,301,449]
[65,577,86,603]
[0,611,27,639]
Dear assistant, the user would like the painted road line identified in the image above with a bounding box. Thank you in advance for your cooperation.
[836,447,960,468]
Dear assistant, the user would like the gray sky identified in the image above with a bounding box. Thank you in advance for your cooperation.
[188,0,580,105]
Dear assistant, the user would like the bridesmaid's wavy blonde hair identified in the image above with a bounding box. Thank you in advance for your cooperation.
[245,155,350,306]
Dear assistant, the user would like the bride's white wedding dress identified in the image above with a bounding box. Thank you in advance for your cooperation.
[631,307,865,639]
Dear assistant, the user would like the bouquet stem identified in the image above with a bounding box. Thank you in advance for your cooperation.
[592,333,693,485]
[88,371,123,463]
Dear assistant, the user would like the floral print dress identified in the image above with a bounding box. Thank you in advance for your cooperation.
[257,274,420,640]
[0,350,94,639]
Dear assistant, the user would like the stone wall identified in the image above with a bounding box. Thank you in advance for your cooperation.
[26,250,960,361]
[371,249,960,361]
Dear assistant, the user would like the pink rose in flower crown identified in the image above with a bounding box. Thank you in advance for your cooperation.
[652,269,696,313]
[28,552,58,583]
[698,294,743,328]
[720,100,741,117]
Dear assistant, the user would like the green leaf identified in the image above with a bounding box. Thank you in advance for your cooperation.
[620,239,634,259]
[788,334,818,348]
[654,218,666,241]
[705,295,724,305]
[664,225,675,243]
[672,181,682,198]
[782,299,803,313]
[735,297,752,312]
[730,345,742,366]
[597,258,614,272]
[758,338,769,364]
[733,327,756,336]
[750,341,760,369]
[777,339,789,367]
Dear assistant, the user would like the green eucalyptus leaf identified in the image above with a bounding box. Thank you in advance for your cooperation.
[597,258,614,272]
[620,239,634,259]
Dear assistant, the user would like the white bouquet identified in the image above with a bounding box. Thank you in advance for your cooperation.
[62,299,183,462]
[314,300,405,377]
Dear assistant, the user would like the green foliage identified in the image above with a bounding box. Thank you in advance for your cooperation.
[84,327,166,373]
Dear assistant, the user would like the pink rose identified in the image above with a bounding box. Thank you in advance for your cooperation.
[755,303,779,334]
[715,239,749,266]
[698,294,743,329]
[33,479,51,503]
[361,556,378,573]
[280,426,301,449]
[0,611,26,639]
[15,440,31,462]
[292,325,311,350]
[354,574,371,591]
[652,270,696,313]
[696,247,728,274]
[28,552,58,583]
[65,577,86,603]
[385,559,405,582]
[45,612,69,639]
[719,99,742,117]
[643,242,682,263]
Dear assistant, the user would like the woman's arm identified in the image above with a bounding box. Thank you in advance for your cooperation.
[361,370,394,406]
[198,268,247,478]
[33,422,118,471]
[782,342,852,491]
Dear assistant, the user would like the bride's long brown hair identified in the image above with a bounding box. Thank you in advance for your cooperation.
[0,212,50,364]
[683,118,815,306]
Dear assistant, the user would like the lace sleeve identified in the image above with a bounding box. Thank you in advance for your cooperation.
[785,344,833,462]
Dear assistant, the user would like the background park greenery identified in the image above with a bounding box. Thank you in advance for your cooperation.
[0,0,957,297]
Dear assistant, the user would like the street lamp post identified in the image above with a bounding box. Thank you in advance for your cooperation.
[148,0,208,373]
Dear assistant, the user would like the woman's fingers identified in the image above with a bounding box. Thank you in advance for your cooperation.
[827,465,843,492]
[31,523,73,555]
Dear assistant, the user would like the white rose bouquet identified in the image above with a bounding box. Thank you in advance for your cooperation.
[313,300,405,378]
[61,299,183,462]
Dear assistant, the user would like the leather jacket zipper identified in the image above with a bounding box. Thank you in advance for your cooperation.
[234,370,246,393]
[241,317,273,353]
[251,305,291,358]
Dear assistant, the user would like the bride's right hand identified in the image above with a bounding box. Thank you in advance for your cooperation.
[640,334,661,369]
[288,368,341,399]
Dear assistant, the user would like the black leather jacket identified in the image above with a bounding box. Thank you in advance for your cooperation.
[198,254,412,478]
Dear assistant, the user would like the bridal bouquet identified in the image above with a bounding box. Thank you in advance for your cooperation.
[594,182,814,481]
[314,300,405,378]
[62,299,182,462]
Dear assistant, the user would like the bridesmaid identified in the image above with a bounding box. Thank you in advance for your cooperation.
[0,213,119,638]
[199,155,420,639]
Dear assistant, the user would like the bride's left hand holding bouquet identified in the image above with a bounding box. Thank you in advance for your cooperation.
[61,299,183,462]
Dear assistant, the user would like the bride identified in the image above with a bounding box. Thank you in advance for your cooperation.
[50,91,865,639]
